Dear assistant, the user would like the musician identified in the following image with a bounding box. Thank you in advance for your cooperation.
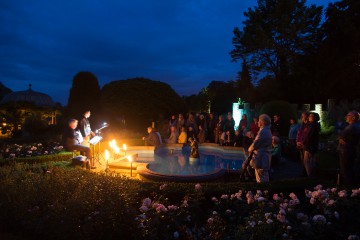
[79,110,95,147]
[62,119,91,163]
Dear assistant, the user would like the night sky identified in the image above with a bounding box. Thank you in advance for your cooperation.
[0,0,334,105]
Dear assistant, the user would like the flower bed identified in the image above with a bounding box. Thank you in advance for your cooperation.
[1,142,64,158]
[0,142,73,166]
[0,163,359,239]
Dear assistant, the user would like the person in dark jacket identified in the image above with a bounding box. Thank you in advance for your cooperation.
[215,115,225,145]
[62,119,92,167]
[207,113,217,143]
[142,127,161,147]
[224,112,235,138]
[303,112,320,177]
[338,111,360,185]
[79,110,95,147]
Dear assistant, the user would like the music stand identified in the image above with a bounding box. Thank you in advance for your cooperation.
[89,136,103,167]
[89,123,109,167]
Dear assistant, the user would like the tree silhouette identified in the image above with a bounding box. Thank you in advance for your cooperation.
[101,78,185,130]
[320,0,360,100]
[67,72,101,123]
[230,0,323,97]
[0,82,12,102]
[236,60,254,102]
[206,81,237,115]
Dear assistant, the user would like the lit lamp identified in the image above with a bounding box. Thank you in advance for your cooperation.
[105,149,110,173]
[114,146,120,160]
[123,144,127,156]
[127,155,133,177]
[109,140,115,159]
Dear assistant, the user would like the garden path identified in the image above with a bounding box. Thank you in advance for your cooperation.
[271,158,305,180]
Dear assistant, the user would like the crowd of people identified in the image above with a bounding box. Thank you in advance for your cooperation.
[61,109,360,185]
[146,110,360,185]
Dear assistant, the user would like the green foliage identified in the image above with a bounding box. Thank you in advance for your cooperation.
[0,163,142,240]
[206,81,238,115]
[318,0,360,100]
[1,162,359,239]
[320,118,335,138]
[259,100,297,136]
[231,0,323,81]
[0,152,73,166]
[23,114,48,136]
[101,78,185,130]
[236,59,254,102]
[0,82,12,101]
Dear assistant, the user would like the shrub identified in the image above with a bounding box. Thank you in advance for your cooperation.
[0,152,73,166]
[0,164,359,239]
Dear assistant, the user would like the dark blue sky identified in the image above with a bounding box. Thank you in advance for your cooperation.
[0,0,333,105]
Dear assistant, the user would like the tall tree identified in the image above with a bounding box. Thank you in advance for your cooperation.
[0,82,12,101]
[236,60,254,102]
[67,72,101,122]
[230,0,323,96]
[206,81,238,114]
[320,0,360,100]
[101,78,185,130]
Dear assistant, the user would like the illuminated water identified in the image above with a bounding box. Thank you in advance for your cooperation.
[147,146,245,176]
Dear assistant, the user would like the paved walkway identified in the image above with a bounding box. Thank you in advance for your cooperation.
[271,158,305,180]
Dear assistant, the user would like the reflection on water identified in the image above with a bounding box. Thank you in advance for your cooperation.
[148,146,244,176]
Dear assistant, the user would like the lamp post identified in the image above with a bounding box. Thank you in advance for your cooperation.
[105,149,110,173]
[127,156,133,177]
[123,144,127,156]
[109,140,116,160]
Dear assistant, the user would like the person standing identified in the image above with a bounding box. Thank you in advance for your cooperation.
[288,117,299,160]
[186,113,198,135]
[239,114,248,132]
[338,111,360,185]
[271,114,281,137]
[250,116,260,136]
[224,112,235,138]
[242,114,272,183]
[303,112,320,177]
[296,112,310,174]
[197,125,206,144]
[207,113,217,143]
[215,115,224,145]
[176,114,185,134]
[79,110,95,147]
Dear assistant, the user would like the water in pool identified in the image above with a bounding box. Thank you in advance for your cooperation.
[148,146,244,176]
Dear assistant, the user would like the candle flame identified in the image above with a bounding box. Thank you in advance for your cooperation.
[105,149,109,160]
[114,146,120,154]
[123,144,127,151]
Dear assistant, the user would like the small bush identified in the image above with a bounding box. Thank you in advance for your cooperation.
[0,152,73,166]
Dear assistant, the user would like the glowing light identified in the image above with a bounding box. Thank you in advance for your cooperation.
[126,156,132,162]
[105,149,110,160]
[114,146,120,154]
[123,144,127,151]
[233,102,243,131]
[109,139,116,148]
